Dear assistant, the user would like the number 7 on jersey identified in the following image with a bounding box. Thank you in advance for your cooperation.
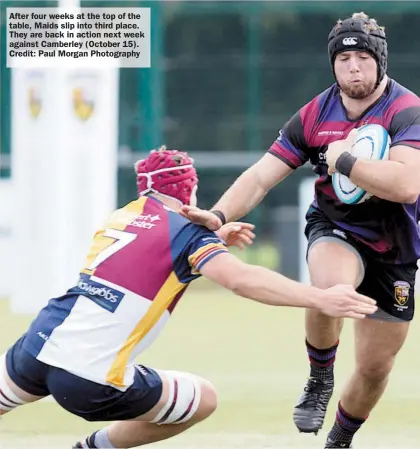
[87,229,137,271]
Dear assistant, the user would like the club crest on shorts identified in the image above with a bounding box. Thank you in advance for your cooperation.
[394,281,410,306]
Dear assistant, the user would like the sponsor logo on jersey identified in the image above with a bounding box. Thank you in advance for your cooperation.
[317,130,345,136]
[71,274,125,313]
[37,331,49,341]
[130,214,161,230]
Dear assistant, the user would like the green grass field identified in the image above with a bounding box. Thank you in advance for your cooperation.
[1,282,420,448]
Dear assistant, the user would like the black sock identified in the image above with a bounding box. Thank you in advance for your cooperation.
[306,339,338,380]
[329,401,367,443]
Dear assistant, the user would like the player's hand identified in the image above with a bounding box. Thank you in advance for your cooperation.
[326,129,358,176]
[216,222,256,249]
[179,205,223,231]
[316,284,378,319]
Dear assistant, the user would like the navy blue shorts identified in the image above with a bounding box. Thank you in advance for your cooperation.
[5,335,163,421]
[305,210,417,322]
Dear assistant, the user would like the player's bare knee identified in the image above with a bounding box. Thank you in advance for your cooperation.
[192,378,218,421]
[308,241,363,289]
[356,359,395,383]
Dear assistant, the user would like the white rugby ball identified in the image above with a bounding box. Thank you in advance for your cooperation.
[332,124,390,205]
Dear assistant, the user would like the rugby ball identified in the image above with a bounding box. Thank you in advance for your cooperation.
[332,124,390,205]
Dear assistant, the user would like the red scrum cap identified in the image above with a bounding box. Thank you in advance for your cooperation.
[134,145,198,206]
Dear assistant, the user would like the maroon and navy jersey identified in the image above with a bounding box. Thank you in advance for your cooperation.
[269,79,420,264]
[22,196,228,389]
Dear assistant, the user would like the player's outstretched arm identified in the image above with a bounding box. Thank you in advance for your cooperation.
[180,153,293,230]
[199,252,377,319]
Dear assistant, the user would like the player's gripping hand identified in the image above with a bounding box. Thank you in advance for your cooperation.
[180,206,223,231]
[216,222,256,250]
[315,284,378,319]
[326,128,358,175]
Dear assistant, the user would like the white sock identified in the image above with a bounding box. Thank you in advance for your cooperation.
[92,428,116,449]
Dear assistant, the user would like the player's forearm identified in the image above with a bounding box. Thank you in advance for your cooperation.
[211,169,269,222]
[232,264,321,309]
[349,159,418,203]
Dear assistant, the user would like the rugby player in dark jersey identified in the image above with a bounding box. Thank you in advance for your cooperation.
[181,12,420,448]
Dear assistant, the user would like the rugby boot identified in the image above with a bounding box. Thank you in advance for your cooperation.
[293,376,334,434]
[325,436,353,448]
